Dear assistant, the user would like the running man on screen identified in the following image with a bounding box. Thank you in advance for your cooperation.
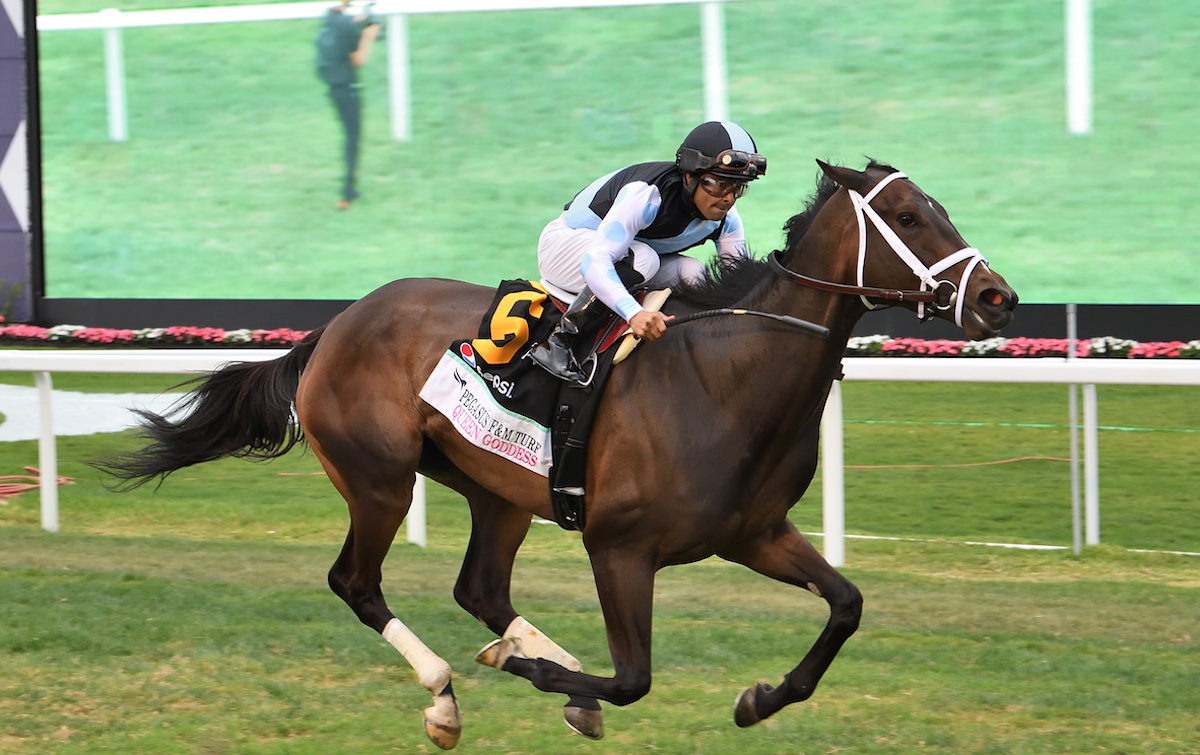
[315,0,381,210]
[529,120,767,383]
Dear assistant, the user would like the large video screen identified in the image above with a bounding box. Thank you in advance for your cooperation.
[35,0,1199,304]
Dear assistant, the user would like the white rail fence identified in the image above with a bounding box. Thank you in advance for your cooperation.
[823,357,1200,566]
[5,350,1200,564]
[37,0,748,143]
[0,349,431,539]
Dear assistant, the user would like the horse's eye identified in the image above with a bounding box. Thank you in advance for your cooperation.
[897,212,917,227]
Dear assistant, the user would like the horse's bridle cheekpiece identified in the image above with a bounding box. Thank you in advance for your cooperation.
[770,171,990,328]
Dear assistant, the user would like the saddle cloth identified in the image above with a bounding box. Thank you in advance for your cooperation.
[418,280,629,477]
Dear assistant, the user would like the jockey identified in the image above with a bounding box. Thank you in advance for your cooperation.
[530,120,767,383]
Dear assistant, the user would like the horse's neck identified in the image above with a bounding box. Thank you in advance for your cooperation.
[753,216,866,371]
[671,198,867,424]
[697,273,858,425]
[694,237,865,493]
[696,216,865,431]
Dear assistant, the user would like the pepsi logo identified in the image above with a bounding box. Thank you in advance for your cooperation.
[459,342,477,367]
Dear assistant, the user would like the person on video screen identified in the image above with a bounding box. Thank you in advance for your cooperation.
[316,0,381,210]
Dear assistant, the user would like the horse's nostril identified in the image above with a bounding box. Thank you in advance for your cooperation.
[982,289,1015,309]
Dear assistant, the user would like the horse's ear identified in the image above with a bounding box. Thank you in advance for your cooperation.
[816,159,869,192]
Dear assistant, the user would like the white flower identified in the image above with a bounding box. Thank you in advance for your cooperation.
[1089,336,1136,355]
[847,335,892,353]
[961,337,1006,356]
[46,324,85,341]
[222,329,254,344]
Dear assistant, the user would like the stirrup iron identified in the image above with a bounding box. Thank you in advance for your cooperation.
[529,286,608,383]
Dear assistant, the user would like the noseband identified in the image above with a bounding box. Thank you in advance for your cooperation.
[769,171,990,328]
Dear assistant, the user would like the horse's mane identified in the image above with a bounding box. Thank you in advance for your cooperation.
[671,160,895,309]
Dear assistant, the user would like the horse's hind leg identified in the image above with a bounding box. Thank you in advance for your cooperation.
[452,483,605,739]
[720,518,863,727]
[319,443,462,750]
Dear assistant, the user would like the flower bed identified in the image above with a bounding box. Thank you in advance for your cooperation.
[846,335,1200,359]
[0,324,309,348]
[1,323,1198,358]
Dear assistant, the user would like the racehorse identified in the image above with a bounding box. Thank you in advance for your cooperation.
[103,160,1017,749]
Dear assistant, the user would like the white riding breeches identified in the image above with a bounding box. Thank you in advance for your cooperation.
[537,213,706,305]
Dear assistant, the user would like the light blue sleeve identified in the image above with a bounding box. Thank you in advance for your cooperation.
[579,181,661,321]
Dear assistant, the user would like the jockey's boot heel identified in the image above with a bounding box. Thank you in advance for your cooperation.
[530,287,609,383]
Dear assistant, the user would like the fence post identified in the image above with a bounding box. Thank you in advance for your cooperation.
[1067,303,1082,553]
[820,380,845,567]
[34,371,59,533]
[1083,384,1100,544]
[101,8,129,142]
[386,13,411,142]
[1065,0,1092,134]
[1068,382,1082,552]
[700,2,728,122]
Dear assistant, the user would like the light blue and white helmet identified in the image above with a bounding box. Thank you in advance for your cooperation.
[675,121,767,180]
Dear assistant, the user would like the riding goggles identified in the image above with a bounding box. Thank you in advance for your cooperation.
[676,148,767,179]
[698,175,750,199]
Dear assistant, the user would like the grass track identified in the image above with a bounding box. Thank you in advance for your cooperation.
[1,376,1198,752]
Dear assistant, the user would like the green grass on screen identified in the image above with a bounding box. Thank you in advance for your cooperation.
[35,0,1200,304]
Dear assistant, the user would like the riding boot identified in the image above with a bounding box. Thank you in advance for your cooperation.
[529,287,610,383]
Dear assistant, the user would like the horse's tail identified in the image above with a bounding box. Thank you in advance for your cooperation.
[98,326,327,490]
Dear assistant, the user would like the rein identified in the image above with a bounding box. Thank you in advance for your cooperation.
[770,171,991,328]
[665,307,829,338]
[766,252,943,305]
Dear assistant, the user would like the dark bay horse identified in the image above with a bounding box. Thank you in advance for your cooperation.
[105,160,1017,749]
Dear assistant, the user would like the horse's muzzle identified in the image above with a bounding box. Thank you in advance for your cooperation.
[966,285,1018,338]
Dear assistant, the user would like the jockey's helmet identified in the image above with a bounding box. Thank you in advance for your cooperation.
[675,121,766,181]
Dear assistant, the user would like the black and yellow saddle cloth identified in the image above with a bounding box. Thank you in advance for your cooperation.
[418,279,637,531]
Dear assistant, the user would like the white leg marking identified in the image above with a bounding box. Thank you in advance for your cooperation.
[504,616,583,672]
[383,618,453,692]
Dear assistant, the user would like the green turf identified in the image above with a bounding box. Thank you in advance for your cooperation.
[33,0,1200,305]
[0,370,196,393]
[1,377,1198,751]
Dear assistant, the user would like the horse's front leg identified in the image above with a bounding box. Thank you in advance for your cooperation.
[476,547,656,709]
[719,518,863,727]
[452,484,604,739]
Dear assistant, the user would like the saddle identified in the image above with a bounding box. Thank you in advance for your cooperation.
[547,287,670,530]
[419,280,669,531]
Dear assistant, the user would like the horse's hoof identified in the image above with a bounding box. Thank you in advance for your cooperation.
[475,637,524,670]
[734,683,772,728]
[564,705,604,740]
[423,715,462,750]
[424,693,463,750]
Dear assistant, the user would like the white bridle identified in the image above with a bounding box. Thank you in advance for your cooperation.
[849,171,990,327]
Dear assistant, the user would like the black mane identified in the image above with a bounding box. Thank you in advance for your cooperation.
[668,254,777,310]
[672,160,894,309]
